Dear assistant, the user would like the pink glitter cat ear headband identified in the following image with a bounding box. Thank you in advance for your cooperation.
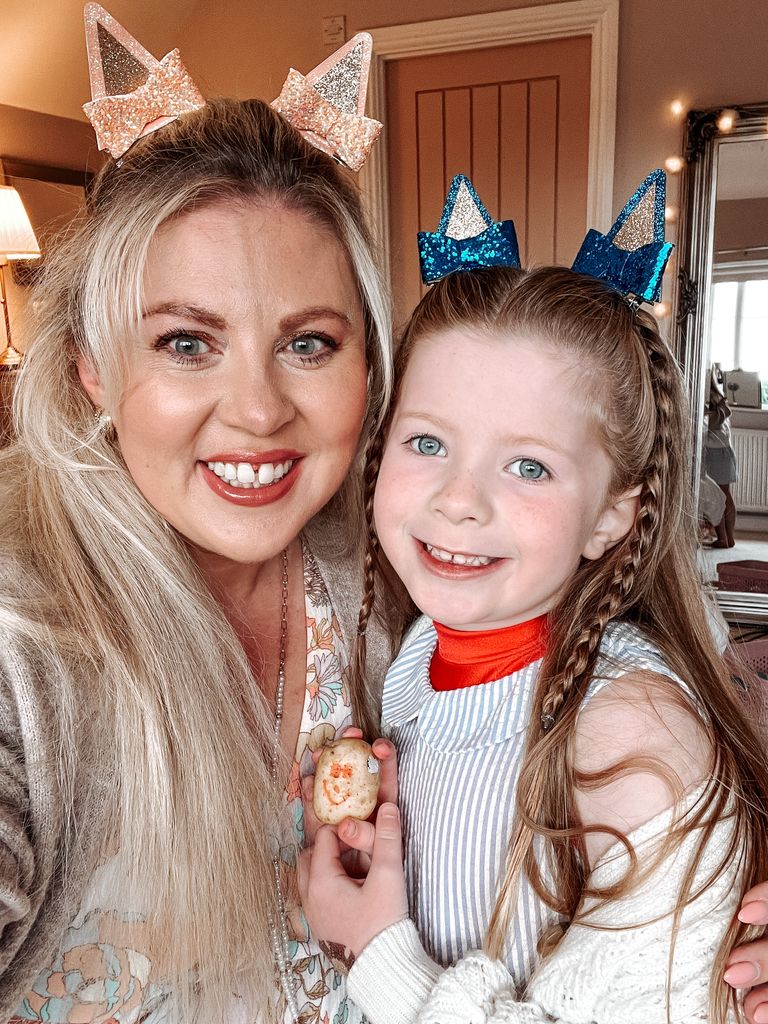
[82,3,205,161]
[271,32,383,172]
[82,6,382,172]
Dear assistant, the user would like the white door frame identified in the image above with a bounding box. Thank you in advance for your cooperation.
[361,0,619,281]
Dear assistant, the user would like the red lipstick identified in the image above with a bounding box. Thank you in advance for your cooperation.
[199,454,302,508]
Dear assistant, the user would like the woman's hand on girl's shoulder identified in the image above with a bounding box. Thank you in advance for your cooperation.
[724,882,768,1023]
[572,672,712,867]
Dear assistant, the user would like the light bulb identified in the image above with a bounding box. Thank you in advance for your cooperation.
[665,155,684,174]
[717,108,737,132]
[664,205,677,223]
[670,99,684,117]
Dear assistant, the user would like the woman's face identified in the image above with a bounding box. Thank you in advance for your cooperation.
[83,199,368,566]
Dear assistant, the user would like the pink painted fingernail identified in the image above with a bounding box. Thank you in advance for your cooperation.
[723,961,760,987]
[739,898,768,924]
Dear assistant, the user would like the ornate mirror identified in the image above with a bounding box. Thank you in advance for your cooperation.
[677,103,768,623]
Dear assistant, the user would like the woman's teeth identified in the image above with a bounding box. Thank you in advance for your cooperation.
[425,543,493,567]
[207,460,294,489]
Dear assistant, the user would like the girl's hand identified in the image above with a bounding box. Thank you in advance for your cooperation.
[723,882,768,1023]
[302,729,398,870]
[297,802,409,957]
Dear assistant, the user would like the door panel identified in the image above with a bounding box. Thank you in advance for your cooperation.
[386,35,592,326]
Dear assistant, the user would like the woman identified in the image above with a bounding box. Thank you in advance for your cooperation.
[0,97,400,1024]
[0,94,765,1024]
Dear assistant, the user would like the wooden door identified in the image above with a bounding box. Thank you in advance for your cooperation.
[386,35,592,327]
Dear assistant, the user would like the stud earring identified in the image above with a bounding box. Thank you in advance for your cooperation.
[95,408,115,440]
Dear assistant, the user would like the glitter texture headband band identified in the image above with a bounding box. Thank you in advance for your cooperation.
[418,175,521,284]
[272,33,383,172]
[82,3,205,161]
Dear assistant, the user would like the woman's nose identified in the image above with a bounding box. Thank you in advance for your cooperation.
[431,470,493,525]
[219,355,296,436]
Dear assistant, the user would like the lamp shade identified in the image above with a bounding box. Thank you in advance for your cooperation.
[0,186,41,260]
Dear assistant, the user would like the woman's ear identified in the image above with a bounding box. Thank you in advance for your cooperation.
[77,357,106,409]
[582,484,643,561]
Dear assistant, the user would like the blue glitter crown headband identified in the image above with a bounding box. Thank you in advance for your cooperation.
[419,170,673,306]
[571,168,674,305]
[417,175,520,284]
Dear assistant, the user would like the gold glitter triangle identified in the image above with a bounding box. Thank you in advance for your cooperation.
[445,180,489,240]
[614,184,655,251]
[313,40,364,114]
[97,22,150,95]
[305,33,374,115]
[85,4,160,101]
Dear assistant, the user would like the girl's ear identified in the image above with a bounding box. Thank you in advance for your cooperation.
[582,484,643,561]
[77,356,106,409]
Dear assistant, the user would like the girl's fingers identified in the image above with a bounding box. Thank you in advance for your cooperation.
[338,815,376,856]
[301,773,324,845]
[371,738,398,804]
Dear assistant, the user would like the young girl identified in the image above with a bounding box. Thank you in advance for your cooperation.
[299,257,768,1021]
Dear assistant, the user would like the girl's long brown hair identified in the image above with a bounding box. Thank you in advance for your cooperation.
[354,265,768,1022]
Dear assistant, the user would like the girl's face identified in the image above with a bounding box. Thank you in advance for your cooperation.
[374,328,637,630]
[80,199,368,567]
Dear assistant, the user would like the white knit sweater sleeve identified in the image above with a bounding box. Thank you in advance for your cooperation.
[348,791,741,1024]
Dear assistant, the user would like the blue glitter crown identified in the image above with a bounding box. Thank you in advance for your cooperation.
[571,169,674,304]
[418,175,521,284]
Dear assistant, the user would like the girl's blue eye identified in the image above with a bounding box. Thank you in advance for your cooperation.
[169,334,209,357]
[507,458,548,480]
[409,435,446,457]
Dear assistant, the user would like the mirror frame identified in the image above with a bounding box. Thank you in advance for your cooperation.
[676,101,768,623]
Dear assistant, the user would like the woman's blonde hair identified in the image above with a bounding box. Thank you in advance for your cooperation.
[355,265,768,1023]
[0,98,391,1021]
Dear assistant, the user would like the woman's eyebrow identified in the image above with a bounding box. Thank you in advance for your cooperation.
[279,307,353,333]
[142,302,227,331]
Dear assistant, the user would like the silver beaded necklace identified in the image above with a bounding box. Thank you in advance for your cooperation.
[270,548,301,1022]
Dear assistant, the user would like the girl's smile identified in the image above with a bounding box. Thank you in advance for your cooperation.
[374,328,637,631]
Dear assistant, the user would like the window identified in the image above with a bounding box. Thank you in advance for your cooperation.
[711,266,768,405]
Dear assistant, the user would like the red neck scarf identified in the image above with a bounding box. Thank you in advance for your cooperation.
[430,615,548,691]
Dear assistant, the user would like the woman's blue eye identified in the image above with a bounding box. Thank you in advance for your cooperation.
[507,458,548,480]
[409,435,446,457]
[290,337,321,355]
[169,334,209,357]
[288,335,335,358]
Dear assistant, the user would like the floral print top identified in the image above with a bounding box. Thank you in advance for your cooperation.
[11,542,365,1024]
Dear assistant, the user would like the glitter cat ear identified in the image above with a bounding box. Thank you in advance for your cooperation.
[272,32,383,172]
[82,3,205,161]
[571,169,674,305]
[418,175,521,284]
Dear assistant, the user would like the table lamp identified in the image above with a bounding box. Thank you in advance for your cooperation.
[0,185,41,368]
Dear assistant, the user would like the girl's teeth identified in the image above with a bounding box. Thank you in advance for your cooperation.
[206,460,294,489]
[426,543,493,566]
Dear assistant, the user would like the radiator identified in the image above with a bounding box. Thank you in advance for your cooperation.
[731,428,768,514]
